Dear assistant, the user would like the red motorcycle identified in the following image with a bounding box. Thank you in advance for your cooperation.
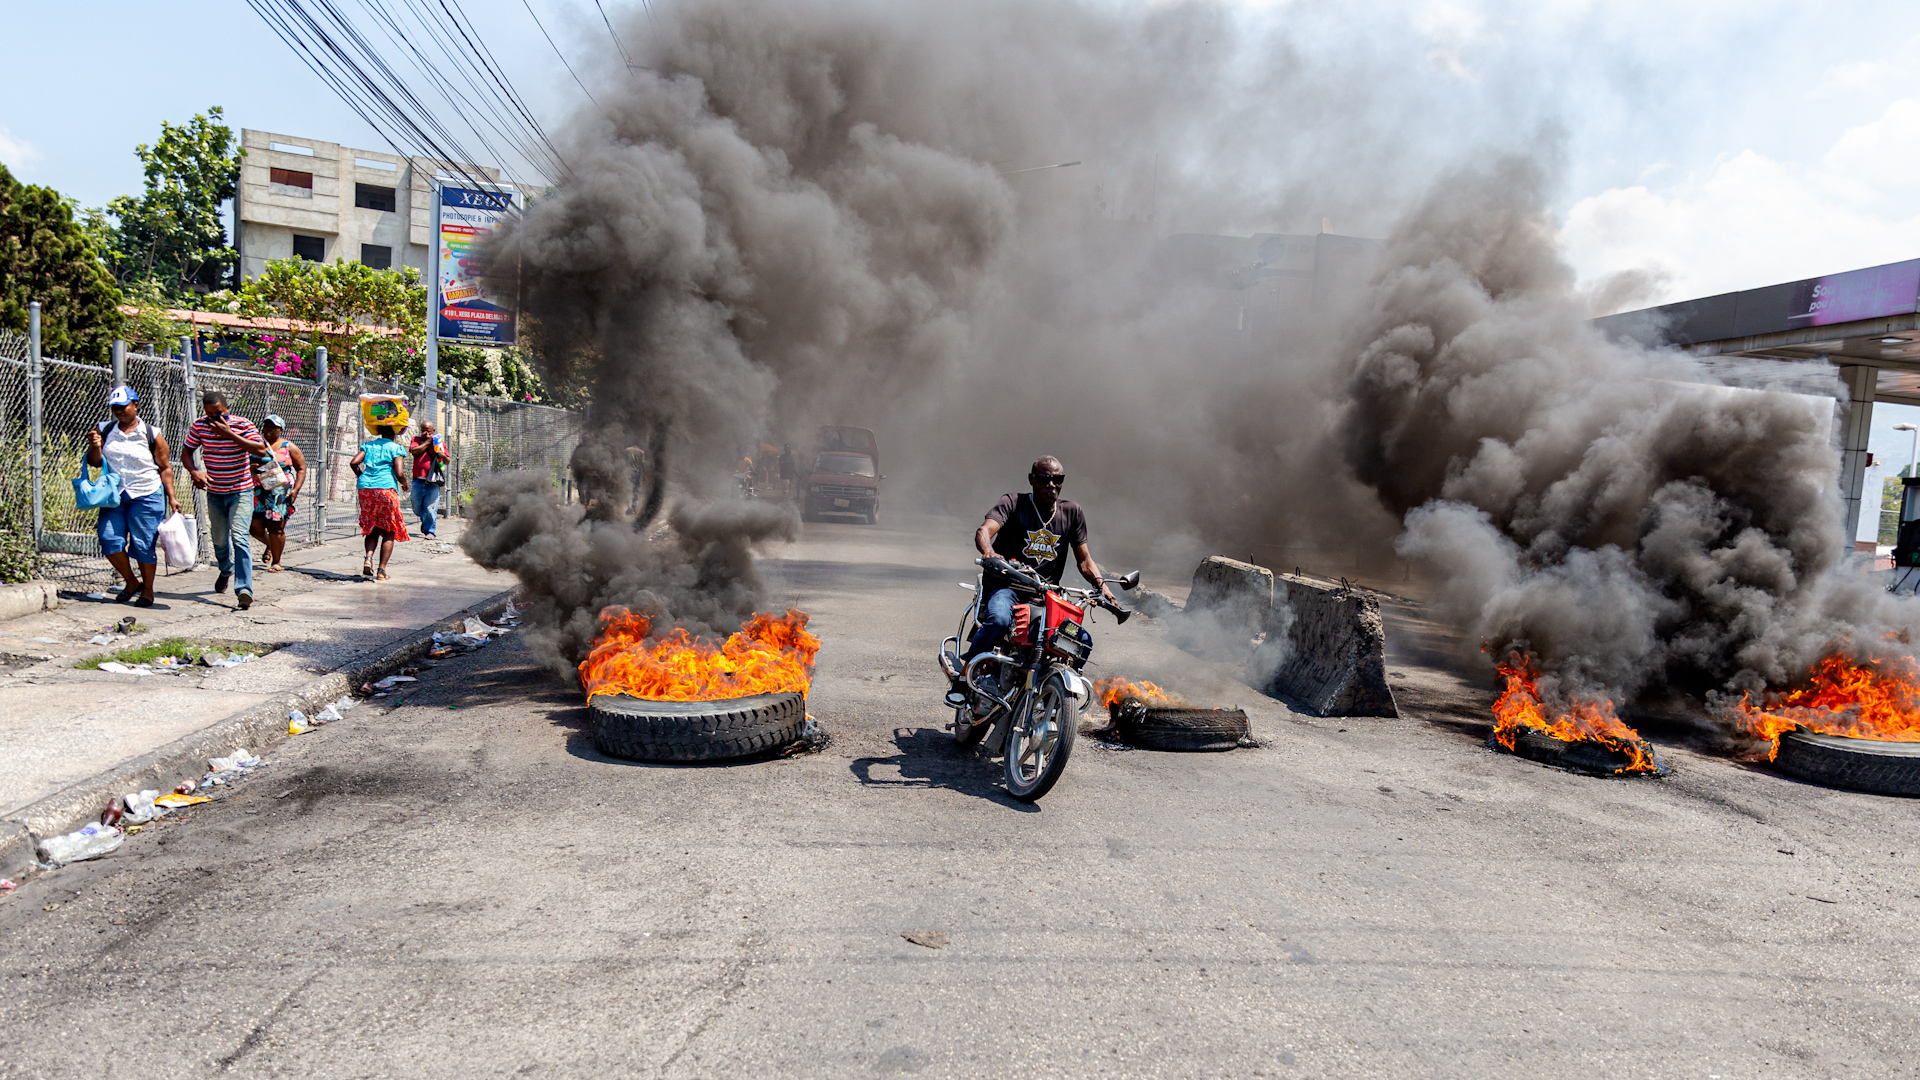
[939,556,1137,801]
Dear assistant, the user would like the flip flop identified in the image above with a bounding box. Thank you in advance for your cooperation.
[375,569,391,581]
[362,560,374,578]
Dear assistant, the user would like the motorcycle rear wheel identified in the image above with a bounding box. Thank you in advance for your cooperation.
[1005,676,1076,801]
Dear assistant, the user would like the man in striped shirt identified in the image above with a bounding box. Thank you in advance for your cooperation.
[182,390,268,609]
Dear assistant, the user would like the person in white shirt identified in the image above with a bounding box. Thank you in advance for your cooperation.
[86,386,182,607]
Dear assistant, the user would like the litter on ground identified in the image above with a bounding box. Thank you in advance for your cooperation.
[37,823,124,866]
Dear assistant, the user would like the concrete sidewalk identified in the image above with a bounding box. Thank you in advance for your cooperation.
[0,519,513,824]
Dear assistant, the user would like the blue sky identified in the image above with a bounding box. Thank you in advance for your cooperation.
[6,0,1920,538]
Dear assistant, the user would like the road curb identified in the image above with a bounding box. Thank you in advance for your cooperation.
[0,586,520,877]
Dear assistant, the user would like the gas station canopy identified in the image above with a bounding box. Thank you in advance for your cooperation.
[1595,258,1920,404]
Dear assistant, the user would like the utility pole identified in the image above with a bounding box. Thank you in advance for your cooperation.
[27,302,42,545]
[423,178,442,432]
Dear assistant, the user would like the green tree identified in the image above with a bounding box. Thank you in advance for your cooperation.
[238,258,423,377]
[234,257,548,398]
[101,108,241,294]
[0,164,122,362]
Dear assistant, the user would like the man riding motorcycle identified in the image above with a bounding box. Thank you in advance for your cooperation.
[947,456,1116,706]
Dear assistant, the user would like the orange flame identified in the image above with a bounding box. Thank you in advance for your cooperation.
[1490,651,1660,774]
[579,606,821,702]
[1093,677,1188,709]
[1732,652,1920,759]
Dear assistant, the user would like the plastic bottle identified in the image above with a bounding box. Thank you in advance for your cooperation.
[38,823,124,865]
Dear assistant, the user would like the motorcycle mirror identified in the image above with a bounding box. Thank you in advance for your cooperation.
[1115,570,1142,591]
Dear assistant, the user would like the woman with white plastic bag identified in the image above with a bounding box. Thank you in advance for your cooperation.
[88,386,181,607]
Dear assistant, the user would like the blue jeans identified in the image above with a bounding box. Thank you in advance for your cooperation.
[206,489,254,595]
[963,587,1019,662]
[410,480,442,536]
[97,490,167,566]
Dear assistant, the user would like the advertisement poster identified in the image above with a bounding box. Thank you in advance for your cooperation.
[1786,258,1920,328]
[436,184,520,346]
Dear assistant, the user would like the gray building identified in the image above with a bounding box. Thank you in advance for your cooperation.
[234,128,516,280]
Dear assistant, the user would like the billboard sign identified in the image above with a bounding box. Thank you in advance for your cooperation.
[435,183,519,346]
[1786,259,1920,328]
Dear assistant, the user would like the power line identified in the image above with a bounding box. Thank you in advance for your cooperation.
[520,0,606,115]
[592,0,635,69]
[245,0,571,190]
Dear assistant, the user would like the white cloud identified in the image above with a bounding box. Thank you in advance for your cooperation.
[0,127,40,171]
[1562,98,1920,309]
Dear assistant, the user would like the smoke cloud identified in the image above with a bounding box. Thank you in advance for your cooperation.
[458,0,1916,717]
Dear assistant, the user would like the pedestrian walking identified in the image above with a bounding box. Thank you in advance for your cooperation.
[778,443,797,498]
[351,423,410,580]
[248,414,307,573]
[181,390,268,610]
[87,386,181,607]
[408,421,449,538]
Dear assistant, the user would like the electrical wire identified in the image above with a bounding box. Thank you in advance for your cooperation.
[592,0,635,69]
[520,0,607,115]
[245,0,572,190]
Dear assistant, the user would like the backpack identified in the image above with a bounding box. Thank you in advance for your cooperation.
[97,419,157,455]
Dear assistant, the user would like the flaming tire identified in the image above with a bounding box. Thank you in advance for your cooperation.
[1504,729,1662,776]
[1773,730,1920,796]
[589,692,806,763]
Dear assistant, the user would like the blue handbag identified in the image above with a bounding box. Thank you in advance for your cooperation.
[74,458,123,510]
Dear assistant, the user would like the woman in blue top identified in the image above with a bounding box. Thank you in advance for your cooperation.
[350,424,411,580]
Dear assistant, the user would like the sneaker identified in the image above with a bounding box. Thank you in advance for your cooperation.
[236,590,252,610]
[214,573,231,594]
[945,675,971,708]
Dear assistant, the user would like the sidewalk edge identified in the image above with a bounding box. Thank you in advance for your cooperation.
[0,586,519,876]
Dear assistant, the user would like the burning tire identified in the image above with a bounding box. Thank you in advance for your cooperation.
[589,691,806,763]
[1110,701,1250,751]
[1773,730,1920,796]
[1502,728,1663,776]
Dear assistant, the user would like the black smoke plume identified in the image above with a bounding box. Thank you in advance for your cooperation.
[457,0,1918,718]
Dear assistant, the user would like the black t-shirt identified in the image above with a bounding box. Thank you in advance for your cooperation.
[985,493,1088,591]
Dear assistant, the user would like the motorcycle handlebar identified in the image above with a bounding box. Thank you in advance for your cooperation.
[977,556,1132,623]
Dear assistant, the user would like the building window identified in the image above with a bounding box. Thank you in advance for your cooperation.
[269,167,314,198]
[292,235,325,262]
[360,244,392,270]
[355,184,396,212]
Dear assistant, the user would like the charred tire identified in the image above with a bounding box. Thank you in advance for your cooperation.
[1773,730,1920,796]
[1505,729,1656,775]
[1113,705,1250,752]
[589,692,805,763]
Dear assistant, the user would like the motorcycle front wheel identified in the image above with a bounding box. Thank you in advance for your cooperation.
[1005,675,1077,801]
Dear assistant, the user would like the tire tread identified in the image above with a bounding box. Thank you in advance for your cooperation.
[590,692,805,762]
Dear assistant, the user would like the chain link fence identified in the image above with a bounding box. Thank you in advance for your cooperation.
[0,329,581,587]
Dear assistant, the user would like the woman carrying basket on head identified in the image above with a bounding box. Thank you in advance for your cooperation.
[350,423,410,580]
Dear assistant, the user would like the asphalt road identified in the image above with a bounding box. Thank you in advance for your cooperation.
[2,510,1917,1078]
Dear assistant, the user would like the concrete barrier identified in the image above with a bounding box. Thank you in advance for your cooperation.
[0,581,60,624]
[1154,556,1397,718]
[1260,573,1397,717]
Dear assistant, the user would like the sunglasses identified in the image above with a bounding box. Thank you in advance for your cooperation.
[1030,473,1066,487]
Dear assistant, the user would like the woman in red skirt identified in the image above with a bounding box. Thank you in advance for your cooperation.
[351,423,411,580]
